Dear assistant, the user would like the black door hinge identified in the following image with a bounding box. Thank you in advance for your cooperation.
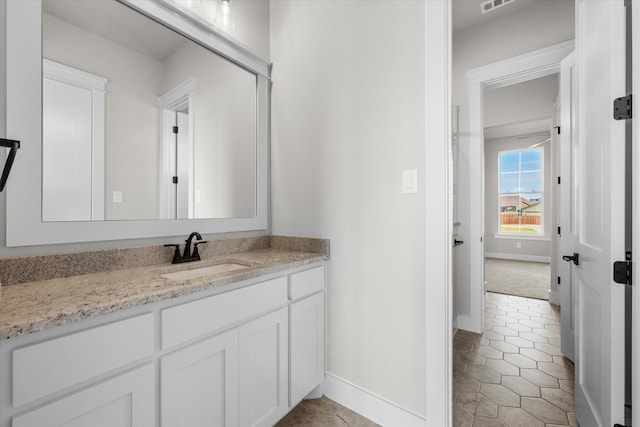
[554,126,560,135]
[172,176,178,184]
[557,177,561,184]
[557,226,561,235]
[173,126,179,134]
[614,94,632,120]
[613,251,632,285]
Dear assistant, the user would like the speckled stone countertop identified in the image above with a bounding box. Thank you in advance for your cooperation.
[0,236,329,341]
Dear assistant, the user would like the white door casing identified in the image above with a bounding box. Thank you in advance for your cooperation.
[558,51,576,363]
[631,0,640,424]
[573,1,626,426]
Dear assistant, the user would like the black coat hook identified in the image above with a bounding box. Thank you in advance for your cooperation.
[0,138,20,192]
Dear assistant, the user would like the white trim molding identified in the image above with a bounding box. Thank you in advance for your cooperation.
[424,0,452,426]
[455,314,475,333]
[323,374,426,427]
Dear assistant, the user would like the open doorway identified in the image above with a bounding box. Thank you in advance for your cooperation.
[451,1,577,425]
[483,74,558,302]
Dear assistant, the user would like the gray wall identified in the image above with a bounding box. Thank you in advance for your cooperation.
[452,0,574,318]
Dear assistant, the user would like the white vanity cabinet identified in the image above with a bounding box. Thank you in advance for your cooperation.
[239,307,289,427]
[12,364,155,427]
[289,266,326,407]
[0,262,326,427]
[1,314,156,427]
[161,329,240,427]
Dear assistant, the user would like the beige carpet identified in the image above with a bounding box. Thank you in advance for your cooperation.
[485,258,550,300]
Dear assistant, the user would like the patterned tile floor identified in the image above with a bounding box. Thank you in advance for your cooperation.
[454,292,576,427]
[275,396,380,426]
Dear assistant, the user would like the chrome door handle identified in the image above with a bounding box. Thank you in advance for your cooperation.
[562,252,579,266]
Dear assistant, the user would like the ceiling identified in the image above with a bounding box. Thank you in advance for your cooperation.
[44,0,187,62]
[452,0,540,33]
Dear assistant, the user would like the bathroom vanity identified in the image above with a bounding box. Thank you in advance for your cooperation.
[0,240,328,427]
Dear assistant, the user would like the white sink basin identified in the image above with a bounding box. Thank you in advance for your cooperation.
[160,262,249,281]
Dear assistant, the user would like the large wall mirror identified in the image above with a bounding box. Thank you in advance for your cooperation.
[6,0,270,246]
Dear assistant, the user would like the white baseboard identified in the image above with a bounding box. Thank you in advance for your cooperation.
[548,289,560,305]
[454,314,475,333]
[322,373,426,427]
[485,252,551,263]
[453,315,458,336]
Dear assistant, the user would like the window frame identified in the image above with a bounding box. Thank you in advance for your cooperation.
[497,147,545,236]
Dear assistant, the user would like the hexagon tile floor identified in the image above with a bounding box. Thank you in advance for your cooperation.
[275,396,380,426]
[454,292,576,427]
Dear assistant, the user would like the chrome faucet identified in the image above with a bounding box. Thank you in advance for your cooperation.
[164,232,207,264]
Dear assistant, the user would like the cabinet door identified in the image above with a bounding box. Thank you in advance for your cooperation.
[290,292,325,406]
[239,307,288,427]
[161,329,239,427]
[12,364,154,427]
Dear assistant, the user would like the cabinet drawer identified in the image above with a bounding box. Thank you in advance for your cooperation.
[13,313,154,407]
[289,266,325,301]
[162,277,288,349]
[13,364,155,427]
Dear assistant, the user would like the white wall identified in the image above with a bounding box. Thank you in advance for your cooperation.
[483,74,559,129]
[452,0,574,318]
[270,0,427,417]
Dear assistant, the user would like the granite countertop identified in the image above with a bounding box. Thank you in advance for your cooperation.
[0,237,329,341]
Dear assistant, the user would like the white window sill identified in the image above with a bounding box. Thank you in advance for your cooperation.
[493,233,551,241]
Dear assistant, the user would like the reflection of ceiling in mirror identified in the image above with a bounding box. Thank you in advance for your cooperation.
[43,1,187,61]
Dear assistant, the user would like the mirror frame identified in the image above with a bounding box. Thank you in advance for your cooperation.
[6,0,270,247]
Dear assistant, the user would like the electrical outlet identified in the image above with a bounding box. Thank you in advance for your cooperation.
[516,242,522,249]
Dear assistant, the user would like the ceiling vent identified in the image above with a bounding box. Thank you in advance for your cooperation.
[481,0,515,14]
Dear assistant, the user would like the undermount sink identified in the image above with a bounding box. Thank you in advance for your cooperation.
[160,262,250,281]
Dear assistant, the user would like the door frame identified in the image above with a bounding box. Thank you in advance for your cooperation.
[464,40,574,333]
[158,78,195,220]
[631,1,640,423]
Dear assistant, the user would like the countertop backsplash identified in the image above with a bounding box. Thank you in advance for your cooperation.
[0,235,329,286]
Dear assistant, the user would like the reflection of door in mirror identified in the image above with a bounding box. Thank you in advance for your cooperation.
[159,79,195,220]
[42,59,106,222]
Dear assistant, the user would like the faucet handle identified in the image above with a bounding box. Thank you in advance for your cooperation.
[164,244,182,264]
[192,241,208,260]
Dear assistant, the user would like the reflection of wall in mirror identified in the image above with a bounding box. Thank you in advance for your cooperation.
[43,13,162,221]
[162,43,257,219]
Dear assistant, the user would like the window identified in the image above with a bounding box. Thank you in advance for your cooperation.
[498,148,543,234]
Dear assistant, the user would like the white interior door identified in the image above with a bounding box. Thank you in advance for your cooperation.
[573,1,627,425]
[558,51,576,363]
[42,77,93,222]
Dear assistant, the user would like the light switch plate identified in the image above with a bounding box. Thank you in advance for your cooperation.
[402,169,417,194]
[113,191,122,203]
